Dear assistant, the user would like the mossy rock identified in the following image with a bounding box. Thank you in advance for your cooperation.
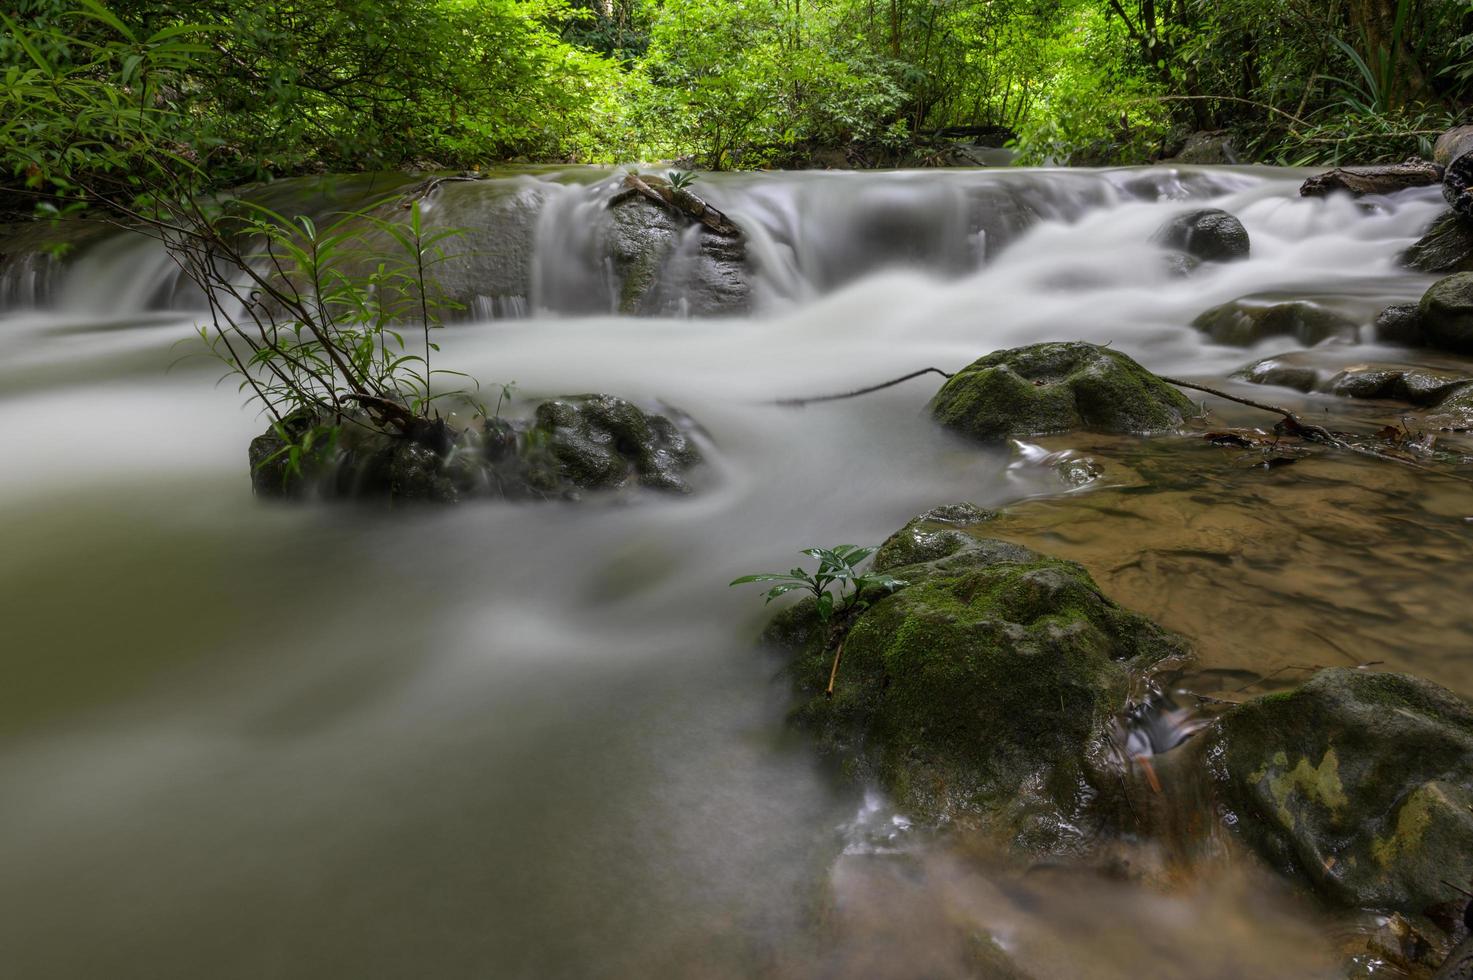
[1200,669,1473,915]
[928,342,1195,443]
[1237,357,1321,393]
[1375,303,1429,346]
[763,506,1191,850]
[1402,211,1473,276]
[248,394,702,502]
[1193,300,1360,347]
[1429,385,1473,431]
[1420,273,1473,354]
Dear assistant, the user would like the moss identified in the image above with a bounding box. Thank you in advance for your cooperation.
[928,342,1194,443]
[768,510,1190,847]
[1202,668,1473,913]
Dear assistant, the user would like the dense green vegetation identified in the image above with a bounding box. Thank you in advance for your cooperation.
[3,0,1473,208]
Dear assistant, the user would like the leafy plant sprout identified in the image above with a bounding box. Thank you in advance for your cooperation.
[731,546,907,695]
[666,169,698,190]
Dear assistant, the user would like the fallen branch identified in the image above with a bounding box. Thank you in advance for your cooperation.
[775,367,955,407]
[1162,375,1473,486]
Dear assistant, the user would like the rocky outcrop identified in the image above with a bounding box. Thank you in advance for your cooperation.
[928,342,1196,442]
[1403,211,1473,275]
[1375,303,1429,345]
[1197,669,1473,916]
[1159,130,1237,166]
[1193,300,1359,347]
[1152,208,1250,263]
[1435,126,1473,167]
[1421,273,1473,354]
[249,394,703,502]
[1445,152,1473,221]
[1300,160,1444,198]
[763,506,1190,848]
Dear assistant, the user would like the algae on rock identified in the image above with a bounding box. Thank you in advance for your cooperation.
[928,342,1195,443]
[763,506,1191,851]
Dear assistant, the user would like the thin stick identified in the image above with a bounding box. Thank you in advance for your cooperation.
[824,639,846,698]
[776,367,955,407]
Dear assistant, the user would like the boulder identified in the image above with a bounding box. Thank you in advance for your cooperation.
[604,173,749,316]
[764,506,1190,847]
[1420,273,1473,353]
[1300,161,1444,198]
[1199,669,1473,916]
[928,342,1196,442]
[1374,303,1429,346]
[1159,130,1237,166]
[1434,126,1473,167]
[1192,300,1359,347]
[1326,366,1470,406]
[1402,211,1473,275]
[1152,208,1250,263]
[1446,153,1473,221]
[249,394,703,502]
[1237,357,1320,393]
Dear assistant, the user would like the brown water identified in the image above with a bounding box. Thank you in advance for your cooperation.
[1,165,1469,978]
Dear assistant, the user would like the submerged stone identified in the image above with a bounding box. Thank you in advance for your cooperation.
[1327,366,1471,406]
[928,342,1195,442]
[1193,300,1359,347]
[1429,385,1473,431]
[1237,357,1320,393]
[1421,273,1473,353]
[1200,669,1473,916]
[1152,208,1250,263]
[764,507,1190,848]
[248,395,703,502]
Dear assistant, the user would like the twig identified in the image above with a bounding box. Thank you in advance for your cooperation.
[1163,376,1473,486]
[776,367,955,407]
[824,639,846,698]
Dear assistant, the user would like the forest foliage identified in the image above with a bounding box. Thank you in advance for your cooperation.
[3,0,1473,206]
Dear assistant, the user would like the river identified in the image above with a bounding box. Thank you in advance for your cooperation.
[0,164,1466,978]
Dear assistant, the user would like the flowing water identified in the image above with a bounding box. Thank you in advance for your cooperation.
[2,165,1469,979]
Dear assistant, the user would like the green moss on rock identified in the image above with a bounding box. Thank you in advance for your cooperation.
[1201,668,1473,914]
[928,342,1195,442]
[763,507,1191,849]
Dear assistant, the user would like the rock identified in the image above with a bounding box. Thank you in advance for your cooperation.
[1237,358,1320,393]
[1429,385,1473,431]
[1403,211,1473,275]
[1421,273,1473,353]
[1159,130,1237,166]
[1200,669,1473,916]
[1375,303,1429,345]
[928,342,1196,443]
[1435,126,1473,167]
[1152,208,1250,263]
[1327,365,1471,406]
[764,506,1190,845]
[1446,153,1473,221]
[1300,161,1444,198]
[1193,300,1359,347]
[249,395,703,502]
[604,174,749,316]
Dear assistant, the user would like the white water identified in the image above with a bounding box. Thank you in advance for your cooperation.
[0,166,1458,979]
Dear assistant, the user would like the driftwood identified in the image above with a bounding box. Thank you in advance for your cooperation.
[608,172,741,237]
[1299,159,1444,198]
[399,173,486,208]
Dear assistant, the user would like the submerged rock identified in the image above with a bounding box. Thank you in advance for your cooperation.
[1403,211,1473,275]
[1326,366,1470,406]
[764,506,1190,847]
[929,342,1195,442]
[1375,303,1429,345]
[1152,208,1250,263]
[249,395,703,502]
[1429,385,1473,431]
[1237,357,1320,393]
[1192,300,1359,347]
[1199,669,1473,916]
[1299,161,1444,198]
[1421,273,1473,353]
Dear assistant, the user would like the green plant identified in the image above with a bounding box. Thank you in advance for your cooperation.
[666,169,698,189]
[730,545,906,626]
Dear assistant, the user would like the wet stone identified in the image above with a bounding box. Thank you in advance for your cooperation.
[1238,357,1320,393]
[1152,208,1250,263]
[1193,300,1359,347]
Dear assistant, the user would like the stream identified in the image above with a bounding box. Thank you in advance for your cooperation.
[1,164,1468,979]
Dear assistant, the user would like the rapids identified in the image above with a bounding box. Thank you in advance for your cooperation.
[0,165,1467,978]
